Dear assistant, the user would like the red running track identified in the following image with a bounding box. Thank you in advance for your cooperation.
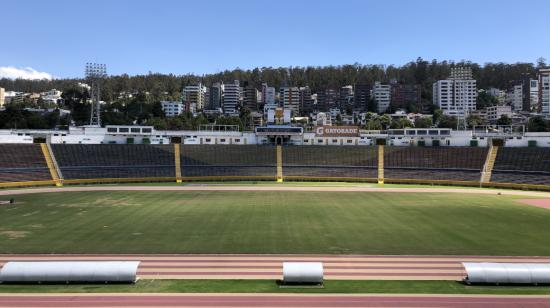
[1,294,550,307]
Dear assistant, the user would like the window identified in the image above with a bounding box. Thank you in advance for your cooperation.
[205,138,211,142]
[119,128,129,133]
[347,140,353,144]
[235,139,240,142]
[317,139,323,143]
[131,128,140,133]
[220,139,226,142]
[332,139,338,143]
[107,127,117,133]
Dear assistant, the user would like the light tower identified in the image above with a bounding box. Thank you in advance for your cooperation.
[85,63,107,126]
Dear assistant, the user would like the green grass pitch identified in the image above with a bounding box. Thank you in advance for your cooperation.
[0,190,549,255]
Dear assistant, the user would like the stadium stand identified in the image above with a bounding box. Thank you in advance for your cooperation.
[3,143,550,189]
[282,146,378,179]
[384,147,488,182]
[491,148,550,185]
[0,144,51,182]
[51,144,175,179]
[180,145,276,178]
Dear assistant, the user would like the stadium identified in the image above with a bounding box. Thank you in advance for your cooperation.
[3,126,550,306]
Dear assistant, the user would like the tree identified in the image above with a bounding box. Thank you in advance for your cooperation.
[527,116,548,132]
[390,117,413,129]
[467,114,483,128]
[414,117,433,128]
[365,119,382,130]
[496,114,512,126]
[378,114,391,129]
[438,115,458,129]
[476,91,499,109]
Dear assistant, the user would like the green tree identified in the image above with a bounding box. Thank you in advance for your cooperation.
[414,117,433,128]
[496,114,512,126]
[390,117,413,129]
[467,114,483,128]
[527,116,548,132]
[438,115,458,129]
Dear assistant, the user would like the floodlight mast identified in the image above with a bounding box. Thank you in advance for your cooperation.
[85,63,107,126]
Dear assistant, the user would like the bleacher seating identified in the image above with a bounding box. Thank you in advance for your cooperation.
[283,146,377,178]
[491,148,550,184]
[51,144,175,179]
[0,144,51,182]
[384,147,487,182]
[181,145,276,177]
[2,143,550,188]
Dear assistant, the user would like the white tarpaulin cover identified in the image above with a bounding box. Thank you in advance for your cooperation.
[0,261,140,283]
[463,262,550,284]
[282,262,323,284]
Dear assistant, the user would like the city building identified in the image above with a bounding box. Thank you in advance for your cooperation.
[261,83,276,107]
[539,68,550,114]
[390,83,421,110]
[208,82,223,111]
[161,101,184,117]
[182,83,207,111]
[0,87,4,107]
[242,83,259,112]
[433,67,477,117]
[486,105,512,123]
[279,87,300,115]
[507,82,524,111]
[316,88,338,112]
[354,84,370,111]
[339,85,354,110]
[486,88,506,104]
[372,82,391,113]
[222,80,240,115]
[299,86,314,115]
[530,79,539,112]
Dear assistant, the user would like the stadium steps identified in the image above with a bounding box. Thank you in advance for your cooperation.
[277,145,283,182]
[481,146,499,183]
[378,145,384,184]
[174,143,182,183]
[40,143,63,187]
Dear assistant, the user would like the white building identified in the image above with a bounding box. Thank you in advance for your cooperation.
[372,82,391,113]
[486,105,512,123]
[182,83,207,111]
[508,84,524,111]
[433,67,477,117]
[279,87,300,115]
[0,87,4,107]
[530,79,539,112]
[161,101,184,117]
[540,68,550,114]
[223,80,240,115]
[487,88,506,104]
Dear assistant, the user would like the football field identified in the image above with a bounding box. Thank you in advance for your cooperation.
[1,186,550,255]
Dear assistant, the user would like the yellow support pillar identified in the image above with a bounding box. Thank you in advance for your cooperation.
[40,143,62,187]
[174,143,182,183]
[377,145,384,184]
[276,145,283,182]
[481,146,499,183]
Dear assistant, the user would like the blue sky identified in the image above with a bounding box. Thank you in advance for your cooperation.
[1,0,549,79]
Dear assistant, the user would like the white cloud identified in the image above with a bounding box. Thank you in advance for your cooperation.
[0,66,53,80]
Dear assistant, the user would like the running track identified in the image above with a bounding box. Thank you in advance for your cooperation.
[1,293,550,307]
[3,254,550,280]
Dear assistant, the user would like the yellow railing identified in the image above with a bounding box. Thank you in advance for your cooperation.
[40,143,63,187]
[378,145,384,184]
[276,145,283,182]
[481,146,499,183]
[174,143,182,183]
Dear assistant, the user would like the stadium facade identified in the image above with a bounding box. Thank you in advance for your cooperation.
[0,124,549,147]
